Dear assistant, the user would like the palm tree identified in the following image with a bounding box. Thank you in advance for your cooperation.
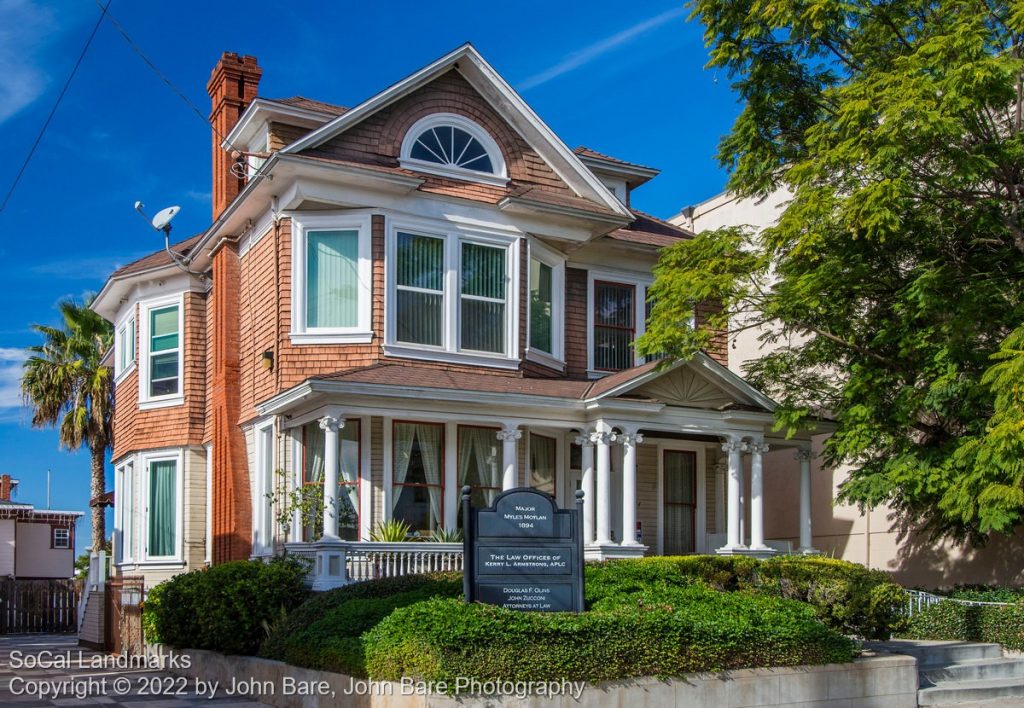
[22,297,114,552]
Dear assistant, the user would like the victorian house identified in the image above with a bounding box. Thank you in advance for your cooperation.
[93,45,821,588]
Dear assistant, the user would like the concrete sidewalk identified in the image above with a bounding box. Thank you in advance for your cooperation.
[0,634,265,707]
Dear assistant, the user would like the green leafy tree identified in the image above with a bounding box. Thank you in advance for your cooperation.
[22,297,114,551]
[639,1,1024,542]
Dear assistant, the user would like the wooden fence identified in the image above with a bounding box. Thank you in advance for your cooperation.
[0,579,80,633]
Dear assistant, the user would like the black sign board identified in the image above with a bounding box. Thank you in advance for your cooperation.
[462,486,584,612]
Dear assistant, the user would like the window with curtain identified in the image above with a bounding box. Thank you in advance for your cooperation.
[120,462,134,561]
[148,459,177,557]
[460,242,506,353]
[302,420,360,541]
[529,433,556,496]
[529,257,553,354]
[306,229,360,329]
[593,281,635,371]
[392,422,444,533]
[458,426,501,514]
[396,232,444,346]
[663,450,696,555]
[148,304,180,397]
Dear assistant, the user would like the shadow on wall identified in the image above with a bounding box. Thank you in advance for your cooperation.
[884,513,1024,589]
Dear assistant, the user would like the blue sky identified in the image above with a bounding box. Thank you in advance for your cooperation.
[0,0,740,554]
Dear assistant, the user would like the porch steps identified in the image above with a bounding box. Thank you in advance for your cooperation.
[865,640,1024,706]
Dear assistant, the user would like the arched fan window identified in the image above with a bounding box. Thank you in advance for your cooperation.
[400,113,507,185]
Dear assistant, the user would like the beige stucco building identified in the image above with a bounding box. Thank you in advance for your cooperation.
[0,475,81,580]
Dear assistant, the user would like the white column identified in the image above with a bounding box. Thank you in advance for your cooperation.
[619,431,644,546]
[576,432,596,545]
[443,421,458,530]
[497,425,522,490]
[749,442,769,551]
[721,438,745,550]
[796,447,817,553]
[319,416,343,539]
[593,425,616,544]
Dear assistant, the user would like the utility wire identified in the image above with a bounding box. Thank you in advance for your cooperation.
[0,0,113,215]
[93,0,238,150]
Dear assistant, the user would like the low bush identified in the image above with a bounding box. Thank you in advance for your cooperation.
[260,573,461,674]
[902,600,1024,650]
[943,585,1024,603]
[587,555,908,639]
[364,586,856,685]
[144,557,310,655]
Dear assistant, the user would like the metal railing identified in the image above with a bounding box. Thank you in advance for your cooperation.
[905,588,1013,618]
[284,541,463,586]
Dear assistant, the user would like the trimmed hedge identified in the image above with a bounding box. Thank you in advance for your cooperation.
[944,585,1024,603]
[364,586,856,684]
[260,573,462,674]
[144,558,310,655]
[903,600,1024,650]
[587,555,908,639]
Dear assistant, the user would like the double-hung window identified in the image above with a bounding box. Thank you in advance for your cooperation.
[147,457,179,560]
[389,221,516,364]
[527,241,564,365]
[117,461,135,563]
[139,297,183,406]
[392,421,444,533]
[114,312,135,380]
[291,213,372,344]
[588,273,651,374]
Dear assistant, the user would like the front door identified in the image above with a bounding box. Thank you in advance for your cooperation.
[663,450,697,555]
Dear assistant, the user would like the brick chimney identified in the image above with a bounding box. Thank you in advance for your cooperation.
[207,52,262,220]
[0,475,11,502]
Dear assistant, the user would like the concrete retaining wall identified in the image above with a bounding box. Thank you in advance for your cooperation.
[167,648,917,708]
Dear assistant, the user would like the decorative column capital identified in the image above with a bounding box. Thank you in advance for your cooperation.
[591,431,617,445]
[721,439,745,453]
[319,415,344,433]
[574,431,595,448]
[496,427,522,443]
[749,442,770,455]
[619,432,644,446]
[794,448,814,462]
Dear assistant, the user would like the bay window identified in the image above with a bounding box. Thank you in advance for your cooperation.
[302,419,360,541]
[116,460,135,563]
[139,297,183,405]
[147,458,178,559]
[114,312,135,379]
[527,240,564,364]
[458,425,501,512]
[392,422,444,533]
[388,221,517,364]
[291,213,372,344]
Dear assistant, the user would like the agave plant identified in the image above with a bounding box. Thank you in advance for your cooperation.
[369,519,413,542]
[428,527,463,543]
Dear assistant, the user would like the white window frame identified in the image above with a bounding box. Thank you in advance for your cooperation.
[138,294,185,408]
[586,269,652,378]
[252,420,275,558]
[290,212,373,345]
[398,113,509,187]
[385,217,519,368]
[246,125,270,179]
[525,239,565,370]
[52,527,70,549]
[114,309,136,382]
[141,450,185,564]
[115,459,135,564]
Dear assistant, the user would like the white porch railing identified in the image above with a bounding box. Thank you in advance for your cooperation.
[904,588,1012,618]
[284,541,463,587]
[77,550,110,633]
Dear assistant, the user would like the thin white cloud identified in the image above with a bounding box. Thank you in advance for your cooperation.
[0,347,26,411]
[0,0,55,124]
[29,251,150,280]
[518,6,687,91]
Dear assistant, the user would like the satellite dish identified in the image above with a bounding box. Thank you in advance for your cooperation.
[151,205,180,233]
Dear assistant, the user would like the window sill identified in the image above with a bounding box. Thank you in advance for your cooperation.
[525,348,565,372]
[113,364,136,386]
[383,344,520,370]
[139,396,185,411]
[290,331,374,345]
[119,559,185,568]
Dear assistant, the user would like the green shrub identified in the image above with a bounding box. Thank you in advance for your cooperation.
[144,558,310,655]
[364,587,856,685]
[260,573,462,674]
[903,600,1024,650]
[944,585,1024,603]
[586,555,907,639]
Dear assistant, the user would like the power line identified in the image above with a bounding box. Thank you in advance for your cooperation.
[0,0,113,215]
[93,0,237,149]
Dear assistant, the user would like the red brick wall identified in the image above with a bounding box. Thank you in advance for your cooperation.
[207,53,261,220]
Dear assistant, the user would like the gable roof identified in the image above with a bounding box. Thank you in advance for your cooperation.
[605,210,694,248]
[109,234,202,278]
[265,96,348,116]
[279,43,632,220]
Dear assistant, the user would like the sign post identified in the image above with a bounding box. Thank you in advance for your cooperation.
[462,485,584,612]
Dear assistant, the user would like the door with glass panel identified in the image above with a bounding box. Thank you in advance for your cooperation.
[663,450,697,555]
